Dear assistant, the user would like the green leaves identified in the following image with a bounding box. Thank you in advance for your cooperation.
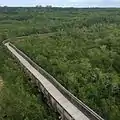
[1,7,120,120]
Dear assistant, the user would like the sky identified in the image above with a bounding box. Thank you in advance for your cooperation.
[0,0,120,7]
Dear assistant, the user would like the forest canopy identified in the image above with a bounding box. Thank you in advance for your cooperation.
[0,7,120,120]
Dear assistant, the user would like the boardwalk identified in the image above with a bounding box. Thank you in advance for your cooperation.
[4,42,103,120]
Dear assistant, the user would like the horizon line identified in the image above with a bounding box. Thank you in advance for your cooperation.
[0,5,120,8]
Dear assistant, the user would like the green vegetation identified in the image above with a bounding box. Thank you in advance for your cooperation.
[0,7,57,120]
[0,7,120,120]
[0,47,57,120]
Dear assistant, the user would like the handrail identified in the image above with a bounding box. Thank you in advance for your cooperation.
[7,42,104,120]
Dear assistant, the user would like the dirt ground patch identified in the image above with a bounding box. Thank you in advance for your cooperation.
[0,76,3,90]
